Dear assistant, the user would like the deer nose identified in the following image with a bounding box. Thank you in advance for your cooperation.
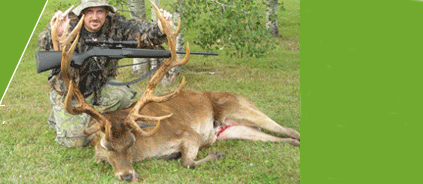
[121,174,133,181]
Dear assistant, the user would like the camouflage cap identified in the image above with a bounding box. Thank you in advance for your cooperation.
[73,0,118,16]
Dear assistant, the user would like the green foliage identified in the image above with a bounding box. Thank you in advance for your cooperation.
[98,0,287,58]
[182,0,281,58]
[107,0,128,10]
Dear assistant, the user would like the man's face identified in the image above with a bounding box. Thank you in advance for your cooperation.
[82,7,108,33]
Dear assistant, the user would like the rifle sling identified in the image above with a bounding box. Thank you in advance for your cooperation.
[106,66,159,86]
[86,60,152,73]
[85,59,162,86]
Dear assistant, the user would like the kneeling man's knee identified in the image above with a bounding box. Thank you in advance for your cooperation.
[56,136,91,148]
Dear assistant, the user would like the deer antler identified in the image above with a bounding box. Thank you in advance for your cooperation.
[124,0,190,136]
[54,11,112,136]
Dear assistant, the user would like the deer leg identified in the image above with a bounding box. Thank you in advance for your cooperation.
[181,149,224,169]
[211,92,300,141]
[227,104,300,141]
[190,152,224,168]
[246,116,301,141]
[180,132,224,169]
[216,122,300,147]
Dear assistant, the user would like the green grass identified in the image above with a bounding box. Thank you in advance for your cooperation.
[0,0,300,183]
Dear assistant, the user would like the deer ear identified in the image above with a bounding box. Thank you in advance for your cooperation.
[83,122,101,135]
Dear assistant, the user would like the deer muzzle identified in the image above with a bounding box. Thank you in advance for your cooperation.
[118,172,138,182]
[110,151,138,182]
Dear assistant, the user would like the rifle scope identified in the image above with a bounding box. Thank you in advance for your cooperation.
[85,39,139,48]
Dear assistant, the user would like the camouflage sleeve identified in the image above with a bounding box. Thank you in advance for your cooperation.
[131,19,166,50]
[111,14,166,49]
[37,25,53,52]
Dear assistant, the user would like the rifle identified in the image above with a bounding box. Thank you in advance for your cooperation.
[35,39,218,73]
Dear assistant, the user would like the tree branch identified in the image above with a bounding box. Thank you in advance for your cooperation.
[209,0,233,12]
[205,0,215,18]
[209,0,233,8]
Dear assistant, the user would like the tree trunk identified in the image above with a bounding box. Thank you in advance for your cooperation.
[128,0,146,20]
[129,0,150,76]
[160,0,184,86]
[266,0,279,37]
[149,0,160,73]
[150,0,160,22]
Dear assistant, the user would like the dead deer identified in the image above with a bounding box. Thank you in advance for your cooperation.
[53,2,300,182]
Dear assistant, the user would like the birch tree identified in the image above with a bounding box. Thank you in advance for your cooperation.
[266,0,279,37]
[148,0,160,74]
[127,0,151,76]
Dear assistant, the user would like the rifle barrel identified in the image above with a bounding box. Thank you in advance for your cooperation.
[176,51,218,56]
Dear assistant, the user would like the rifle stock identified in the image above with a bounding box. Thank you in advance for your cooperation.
[36,51,64,73]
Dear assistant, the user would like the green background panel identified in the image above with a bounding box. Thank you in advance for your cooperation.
[302,0,423,183]
[0,1,46,103]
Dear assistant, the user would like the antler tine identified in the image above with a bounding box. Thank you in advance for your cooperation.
[169,41,190,69]
[126,114,172,136]
[149,2,190,69]
[61,19,84,49]
[60,6,74,39]
[51,16,61,51]
[63,5,74,17]
[167,18,189,68]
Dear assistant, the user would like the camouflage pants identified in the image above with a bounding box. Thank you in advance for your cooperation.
[48,77,137,148]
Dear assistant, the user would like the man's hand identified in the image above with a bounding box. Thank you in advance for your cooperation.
[50,6,74,36]
[157,9,173,33]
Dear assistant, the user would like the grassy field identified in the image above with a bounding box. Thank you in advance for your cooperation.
[0,0,300,183]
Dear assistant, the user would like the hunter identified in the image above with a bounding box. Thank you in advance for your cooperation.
[38,0,173,148]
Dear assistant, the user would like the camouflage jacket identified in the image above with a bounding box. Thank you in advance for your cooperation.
[38,12,166,103]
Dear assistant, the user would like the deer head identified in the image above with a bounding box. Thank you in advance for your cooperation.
[57,2,190,182]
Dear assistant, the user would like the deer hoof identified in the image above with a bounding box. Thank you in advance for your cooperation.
[290,140,300,147]
[212,151,225,159]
